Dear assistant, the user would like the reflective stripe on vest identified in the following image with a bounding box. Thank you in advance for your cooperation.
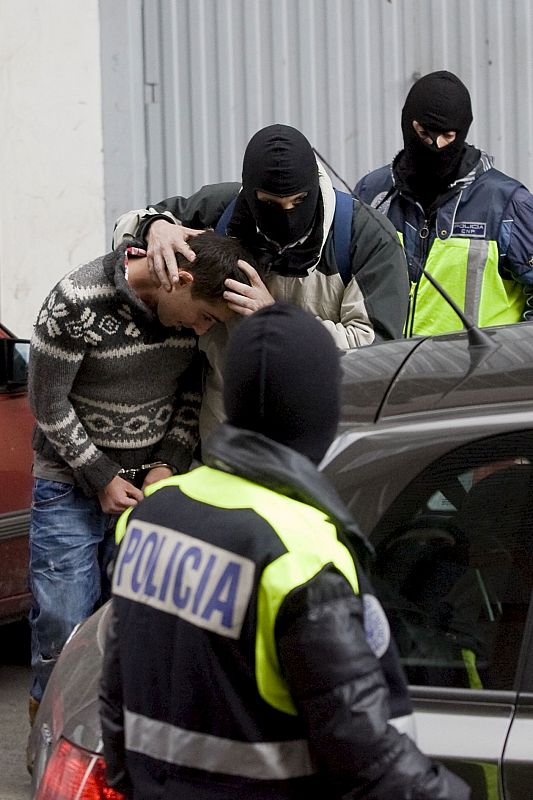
[398,233,525,336]
[461,647,483,690]
[115,466,359,716]
[458,651,499,800]
[124,708,315,780]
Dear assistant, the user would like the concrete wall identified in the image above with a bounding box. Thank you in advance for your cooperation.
[0,0,105,338]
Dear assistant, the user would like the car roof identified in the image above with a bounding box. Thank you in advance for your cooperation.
[340,321,533,426]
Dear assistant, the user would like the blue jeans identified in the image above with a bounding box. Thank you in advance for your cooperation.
[28,479,113,701]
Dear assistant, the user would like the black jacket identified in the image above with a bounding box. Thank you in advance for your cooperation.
[113,169,409,346]
[100,425,469,800]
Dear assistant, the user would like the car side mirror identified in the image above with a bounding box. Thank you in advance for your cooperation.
[0,338,30,392]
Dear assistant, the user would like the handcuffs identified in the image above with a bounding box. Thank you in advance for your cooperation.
[117,461,175,482]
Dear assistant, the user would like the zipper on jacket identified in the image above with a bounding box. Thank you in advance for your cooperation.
[413,215,431,280]
[405,216,431,337]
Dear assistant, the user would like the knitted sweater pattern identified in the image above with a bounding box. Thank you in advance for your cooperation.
[29,248,201,495]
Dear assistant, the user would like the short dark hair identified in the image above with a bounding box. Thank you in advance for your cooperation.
[176,231,257,300]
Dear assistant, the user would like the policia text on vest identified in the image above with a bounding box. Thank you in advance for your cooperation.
[114,518,254,639]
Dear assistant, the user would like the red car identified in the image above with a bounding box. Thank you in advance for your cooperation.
[0,323,33,623]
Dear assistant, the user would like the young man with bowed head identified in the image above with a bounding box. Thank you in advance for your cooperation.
[28,231,253,720]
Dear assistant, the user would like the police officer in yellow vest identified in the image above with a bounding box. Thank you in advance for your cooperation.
[356,71,533,337]
[100,304,469,799]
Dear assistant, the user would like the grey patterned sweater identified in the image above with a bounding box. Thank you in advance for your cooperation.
[29,247,201,495]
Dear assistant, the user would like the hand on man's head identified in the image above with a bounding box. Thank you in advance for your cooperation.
[223,260,275,317]
[147,220,205,291]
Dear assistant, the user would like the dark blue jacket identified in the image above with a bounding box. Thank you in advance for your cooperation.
[356,151,533,333]
[100,425,469,800]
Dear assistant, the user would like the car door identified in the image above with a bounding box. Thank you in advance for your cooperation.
[362,430,533,799]
[0,329,33,622]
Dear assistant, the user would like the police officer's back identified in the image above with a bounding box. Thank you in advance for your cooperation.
[100,304,469,799]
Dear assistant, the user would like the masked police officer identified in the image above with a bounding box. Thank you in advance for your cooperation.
[113,124,409,449]
[356,70,533,336]
[100,303,469,800]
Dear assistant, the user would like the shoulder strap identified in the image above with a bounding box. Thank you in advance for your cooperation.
[215,199,237,235]
[333,189,354,286]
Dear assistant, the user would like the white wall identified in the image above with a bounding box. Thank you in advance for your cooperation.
[0,0,105,338]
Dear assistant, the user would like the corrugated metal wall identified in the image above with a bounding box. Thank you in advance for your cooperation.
[140,0,533,202]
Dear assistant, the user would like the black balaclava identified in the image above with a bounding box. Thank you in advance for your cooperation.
[223,303,340,464]
[241,124,320,247]
[400,71,473,199]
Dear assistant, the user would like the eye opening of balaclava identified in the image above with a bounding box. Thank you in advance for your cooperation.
[400,70,473,195]
[223,303,340,464]
[241,124,320,247]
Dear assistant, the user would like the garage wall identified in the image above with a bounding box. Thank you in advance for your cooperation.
[0,0,106,338]
[120,0,533,211]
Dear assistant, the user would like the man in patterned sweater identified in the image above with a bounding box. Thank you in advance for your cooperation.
[28,231,253,719]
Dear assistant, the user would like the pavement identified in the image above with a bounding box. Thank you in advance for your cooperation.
[0,621,32,800]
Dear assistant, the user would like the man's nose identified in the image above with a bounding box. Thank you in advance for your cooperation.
[278,198,297,211]
[435,134,449,149]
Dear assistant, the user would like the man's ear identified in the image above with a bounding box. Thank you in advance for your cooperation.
[176,269,194,287]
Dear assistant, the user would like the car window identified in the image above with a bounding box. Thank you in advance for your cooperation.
[369,433,533,691]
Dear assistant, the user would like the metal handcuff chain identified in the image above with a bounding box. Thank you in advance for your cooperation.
[117,461,175,480]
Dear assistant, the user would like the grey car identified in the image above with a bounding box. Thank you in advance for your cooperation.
[29,321,533,799]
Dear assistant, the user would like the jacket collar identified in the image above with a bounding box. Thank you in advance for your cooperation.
[204,424,373,557]
[316,158,336,254]
[391,145,488,207]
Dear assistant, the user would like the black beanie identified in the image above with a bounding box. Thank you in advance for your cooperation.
[223,304,340,464]
[241,125,320,247]
[400,71,473,192]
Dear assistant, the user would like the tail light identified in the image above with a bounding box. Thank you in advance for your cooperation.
[35,737,125,800]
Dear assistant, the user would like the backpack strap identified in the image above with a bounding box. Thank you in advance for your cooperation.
[333,189,354,287]
[215,199,237,235]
